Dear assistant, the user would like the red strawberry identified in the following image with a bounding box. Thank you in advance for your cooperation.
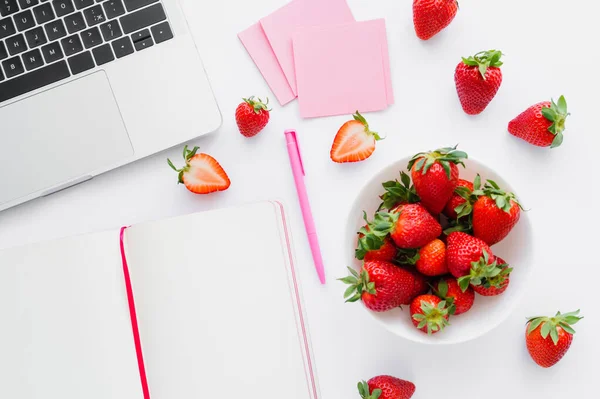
[472,180,523,246]
[443,179,474,219]
[455,50,504,115]
[433,277,474,316]
[167,146,231,194]
[408,146,468,215]
[235,96,271,137]
[508,96,569,148]
[415,239,448,277]
[469,256,512,296]
[526,310,583,368]
[340,261,415,312]
[358,376,416,399]
[413,0,458,41]
[356,214,398,261]
[446,232,493,278]
[403,267,430,303]
[410,294,450,334]
[331,112,382,163]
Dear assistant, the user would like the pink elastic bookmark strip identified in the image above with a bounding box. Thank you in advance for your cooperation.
[120,227,151,399]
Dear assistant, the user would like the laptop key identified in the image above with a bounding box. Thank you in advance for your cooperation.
[65,11,86,33]
[0,41,7,60]
[45,18,66,40]
[15,10,37,31]
[150,21,171,44]
[33,2,55,24]
[92,42,113,65]
[22,48,44,70]
[133,35,151,51]
[0,0,18,17]
[61,33,83,56]
[53,0,75,18]
[0,16,16,39]
[41,40,63,62]
[18,0,39,9]
[111,35,132,58]
[102,0,124,19]
[25,26,47,47]
[73,0,93,9]
[83,4,105,26]
[2,55,24,78]
[5,33,26,55]
[81,25,101,48]
[68,50,94,74]
[131,27,148,42]
[120,3,165,34]
[0,60,70,103]
[123,0,157,12]
[99,19,121,41]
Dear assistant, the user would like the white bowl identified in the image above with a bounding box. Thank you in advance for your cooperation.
[346,157,534,345]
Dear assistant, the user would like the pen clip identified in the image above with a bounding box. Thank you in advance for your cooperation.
[286,129,305,176]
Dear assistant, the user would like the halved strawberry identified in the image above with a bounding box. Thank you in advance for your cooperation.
[330,111,382,163]
[168,145,231,194]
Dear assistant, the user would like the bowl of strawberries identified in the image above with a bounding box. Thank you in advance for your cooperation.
[342,146,534,344]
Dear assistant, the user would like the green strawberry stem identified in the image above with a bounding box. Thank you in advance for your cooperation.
[167,145,199,184]
[339,266,376,303]
[541,96,569,148]
[527,310,583,345]
[357,381,381,399]
[379,171,420,210]
[354,111,383,141]
[458,250,512,292]
[355,211,399,260]
[462,50,504,80]
[433,279,457,315]
[407,145,468,179]
[243,96,271,113]
[478,179,524,213]
[412,299,450,335]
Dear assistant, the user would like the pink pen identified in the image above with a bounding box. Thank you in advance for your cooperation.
[284,130,326,284]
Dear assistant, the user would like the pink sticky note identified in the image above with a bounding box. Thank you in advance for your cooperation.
[260,0,355,96]
[238,23,296,106]
[293,20,390,118]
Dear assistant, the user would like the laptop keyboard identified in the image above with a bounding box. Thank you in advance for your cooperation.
[0,0,173,103]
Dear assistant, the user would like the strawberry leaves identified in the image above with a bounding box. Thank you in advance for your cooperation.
[541,95,569,148]
[355,211,399,260]
[354,111,383,141]
[527,310,583,345]
[458,250,512,292]
[407,145,468,179]
[462,50,504,80]
[412,299,450,335]
[243,96,271,113]
[339,267,376,303]
[167,145,199,184]
[357,381,381,399]
[379,172,420,210]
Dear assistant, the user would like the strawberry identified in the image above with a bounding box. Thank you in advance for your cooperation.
[410,294,450,334]
[415,239,448,277]
[446,232,493,278]
[356,213,398,261]
[526,310,583,368]
[472,180,523,246]
[167,146,231,194]
[330,111,382,163]
[455,50,504,115]
[358,376,416,399]
[235,96,271,137]
[508,96,569,148]
[404,267,430,303]
[340,261,416,312]
[458,251,512,295]
[361,205,442,250]
[433,277,474,315]
[413,0,458,41]
[443,178,474,220]
[407,146,468,215]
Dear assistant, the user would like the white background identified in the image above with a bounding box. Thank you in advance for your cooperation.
[1,0,598,397]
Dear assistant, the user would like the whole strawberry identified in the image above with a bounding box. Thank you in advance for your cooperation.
[446,232,493,278]
[455,50,504,115]
[340,261,415,312]
[471,256,512,296]
[508,96,569,148]
[235,96,270,137]
[408,146,468,215]
[358,376,416,399]
[167,145,231,194]
[457,251,512,294]
[413,0,458,41]
[472,180,523,246]
[356,213,397,262]
[415,239,448,276]
[443,178,474,220]
[410,294,450,334]
[526,310,583,368]
[331,112,382,163]
[434,277,474,315]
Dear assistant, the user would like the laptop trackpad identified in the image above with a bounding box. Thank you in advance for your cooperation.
[0,72,133,206]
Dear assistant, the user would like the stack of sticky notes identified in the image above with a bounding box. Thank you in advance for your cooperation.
[238,0,394,118]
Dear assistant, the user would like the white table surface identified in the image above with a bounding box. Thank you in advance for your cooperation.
[0,0,597,397]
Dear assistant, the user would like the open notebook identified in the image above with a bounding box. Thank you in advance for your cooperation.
[0,201,319,399]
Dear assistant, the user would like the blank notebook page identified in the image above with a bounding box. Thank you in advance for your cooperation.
[0,231,144,399]
[124,202,316,399]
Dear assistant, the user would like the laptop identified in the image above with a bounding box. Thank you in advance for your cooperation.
[0,0,222,211]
